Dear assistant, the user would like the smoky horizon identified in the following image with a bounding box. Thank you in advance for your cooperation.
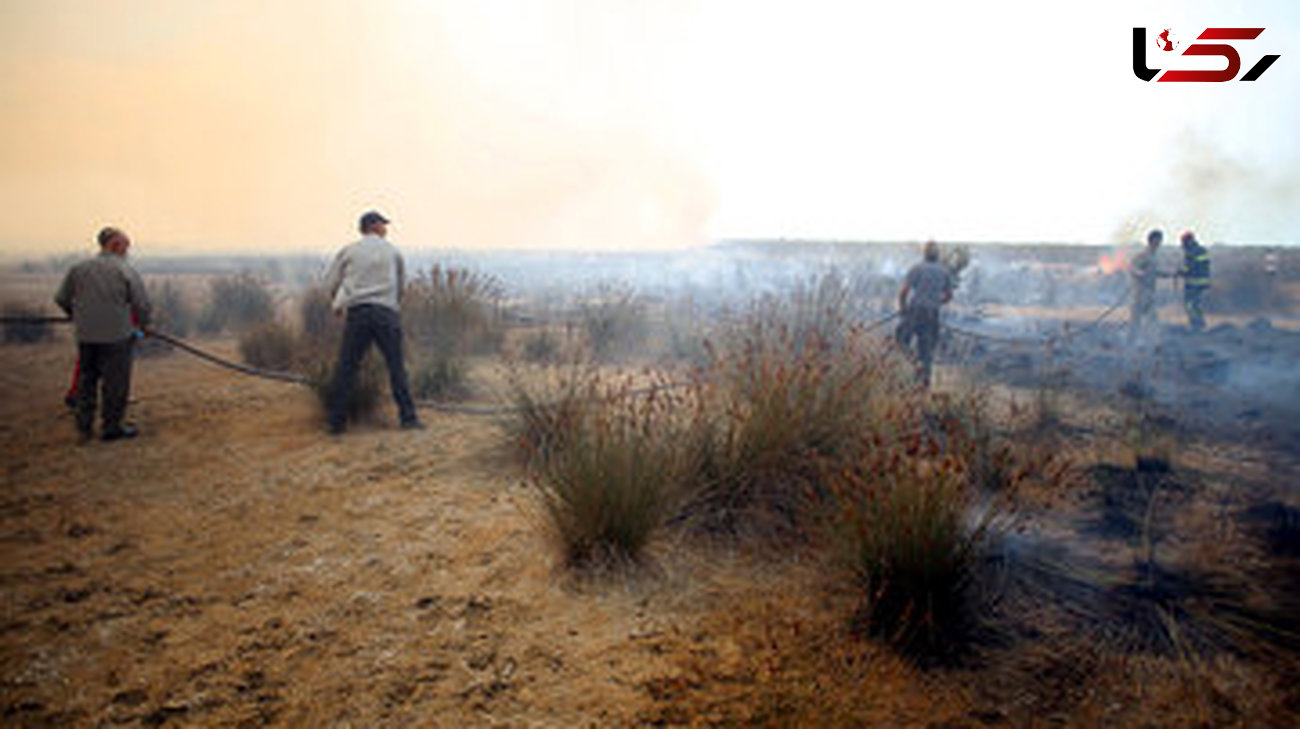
[2,0,1299,256]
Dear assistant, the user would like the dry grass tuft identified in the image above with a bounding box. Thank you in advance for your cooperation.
[680,322,917,537]
[513,367,691,567]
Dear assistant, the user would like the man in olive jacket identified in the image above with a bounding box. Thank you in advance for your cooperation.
[55,227,151,441]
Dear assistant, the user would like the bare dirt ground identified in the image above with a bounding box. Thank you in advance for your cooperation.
[2,330,1297,726]
[0,337,972,727]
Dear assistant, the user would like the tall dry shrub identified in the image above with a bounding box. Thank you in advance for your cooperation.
[825,386,1071,655]
[238,322,297,371]
[135,281,196,357]
[402,265,504,401]
[299,285,335,340]
[578,284,649,361]
[681,323,917,536]
[403,265,504,355]
[506,362,693,566]
[530,374,691,567]
[198,274,275,335]
[826,434,993,654]
[148,280,195,337]
[502,361,602,465]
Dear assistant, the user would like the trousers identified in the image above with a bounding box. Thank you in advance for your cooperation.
[328,304,417,428]
[76,339,134,433]
[895,306,941,386]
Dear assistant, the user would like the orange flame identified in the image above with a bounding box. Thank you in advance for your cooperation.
[1097,249,1128,275]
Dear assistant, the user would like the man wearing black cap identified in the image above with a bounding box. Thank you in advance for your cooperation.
[323,211,422,434]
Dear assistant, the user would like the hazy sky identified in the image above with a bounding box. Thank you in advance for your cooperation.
[1,0,1297,254]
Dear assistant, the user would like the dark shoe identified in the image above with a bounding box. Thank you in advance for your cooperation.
[101,424,139,442]
[327,422,346,436]
[77,426,93,444]
[400,419,426,431]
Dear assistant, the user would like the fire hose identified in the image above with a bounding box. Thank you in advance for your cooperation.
[3,305,987,416]
[945,290,1131,348]
[0,315,693,416]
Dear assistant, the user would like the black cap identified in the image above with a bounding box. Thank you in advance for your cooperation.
[359,211,390,233]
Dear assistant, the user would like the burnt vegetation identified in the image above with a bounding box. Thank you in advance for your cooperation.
[8,241,1299,722]
[485,242,1300,720]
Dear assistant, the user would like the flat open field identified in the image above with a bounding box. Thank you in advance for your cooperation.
[0,335,965,726]
[2,256,1298,727]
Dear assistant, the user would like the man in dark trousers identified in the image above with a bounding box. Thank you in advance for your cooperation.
[54,227,152,442]
[324,211,423,435]
[896,240,954,387]
[1178,230,1211,332]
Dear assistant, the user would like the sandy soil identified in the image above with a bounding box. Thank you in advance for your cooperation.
[2,332,1296,727]
[0,338,967,727]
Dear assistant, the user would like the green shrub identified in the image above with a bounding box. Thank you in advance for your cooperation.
[198,274,275,335]
[2,302,54,344]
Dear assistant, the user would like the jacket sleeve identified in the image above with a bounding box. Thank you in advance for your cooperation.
[324,247,349,302]
[54,268,75,316]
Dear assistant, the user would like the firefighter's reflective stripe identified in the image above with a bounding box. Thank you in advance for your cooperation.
[1183,249,1211,284]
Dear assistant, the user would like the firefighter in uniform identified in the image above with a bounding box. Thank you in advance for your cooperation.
[1178,231,1211,332]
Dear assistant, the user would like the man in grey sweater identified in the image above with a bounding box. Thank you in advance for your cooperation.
[324,211,422,434]
[55,227,152,441]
